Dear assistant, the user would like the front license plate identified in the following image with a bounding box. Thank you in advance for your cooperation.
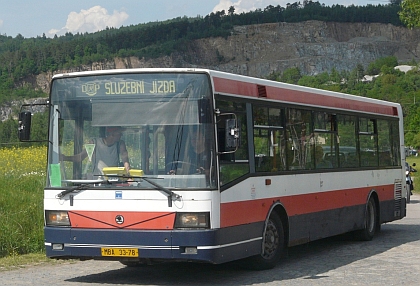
[101,248,139,257]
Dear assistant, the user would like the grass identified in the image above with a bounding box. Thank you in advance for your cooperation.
[0,253,54,272]
[0,146,46,258]
[0,253,77,272]
[0,146,78,271]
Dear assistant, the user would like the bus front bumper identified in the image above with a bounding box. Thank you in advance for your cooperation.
[44,225,262,264]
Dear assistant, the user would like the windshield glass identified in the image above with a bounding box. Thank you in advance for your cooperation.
[47,72,216,189]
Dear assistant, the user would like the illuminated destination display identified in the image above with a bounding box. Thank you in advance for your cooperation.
[81,80,177,96]
[105,81,145,95]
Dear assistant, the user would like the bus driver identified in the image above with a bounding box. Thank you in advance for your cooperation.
[60,126,130,176]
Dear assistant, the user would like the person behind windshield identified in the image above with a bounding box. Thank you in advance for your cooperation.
[61,126,130,176]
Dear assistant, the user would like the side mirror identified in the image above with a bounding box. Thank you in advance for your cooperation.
[18,111,32,141]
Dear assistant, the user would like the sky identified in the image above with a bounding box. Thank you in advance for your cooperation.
[0,0,388,38]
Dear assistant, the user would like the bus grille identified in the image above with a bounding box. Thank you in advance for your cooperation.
[394,181,402,217]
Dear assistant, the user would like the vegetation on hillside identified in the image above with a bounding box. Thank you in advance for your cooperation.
[399,0,420,28]
[0,2,403,102]
[1,1,420,148]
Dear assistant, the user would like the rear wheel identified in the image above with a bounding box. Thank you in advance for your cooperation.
[358,196,378,241]
[243,212,285,270]
[407,184,411,204]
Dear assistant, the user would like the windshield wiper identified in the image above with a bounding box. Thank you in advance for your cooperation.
[57,180,109,199]
[57,176,181,207]
[141,177,181,207]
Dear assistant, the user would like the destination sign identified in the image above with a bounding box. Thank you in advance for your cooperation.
[80,80,177,97]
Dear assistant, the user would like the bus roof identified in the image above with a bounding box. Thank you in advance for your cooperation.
[52,68,401,117]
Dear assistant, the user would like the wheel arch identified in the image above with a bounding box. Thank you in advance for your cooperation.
[264,201,290,248]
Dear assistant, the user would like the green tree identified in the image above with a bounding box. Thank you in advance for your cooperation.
[366,56,398,75]
[280,67,302,84]
[399,0,420,28]
[330,68,341,84]
[411,132,420,149]
[0,118,18,144]
[228,6,235,16]
[298,75,320,87]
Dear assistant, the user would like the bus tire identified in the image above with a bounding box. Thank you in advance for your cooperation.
[243,212,285,270]
[358,196,378,241]
[407,185,411,204]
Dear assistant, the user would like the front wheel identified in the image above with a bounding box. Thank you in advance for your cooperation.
[242,212,285,270]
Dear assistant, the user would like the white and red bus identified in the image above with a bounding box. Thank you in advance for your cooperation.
[19,68,406,269]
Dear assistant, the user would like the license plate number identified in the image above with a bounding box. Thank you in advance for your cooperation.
[101,248,138,257]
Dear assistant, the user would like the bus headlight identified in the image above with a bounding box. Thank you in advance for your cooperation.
[174,212,210,229]
[45,210,70,226]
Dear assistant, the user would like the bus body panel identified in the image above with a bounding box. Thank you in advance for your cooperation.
[221,169,404,246]
[44,189,219,229]
[221,169,401,206]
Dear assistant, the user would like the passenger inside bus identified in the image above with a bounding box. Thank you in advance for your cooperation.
[315,145,333,169]
[60,126,131,177]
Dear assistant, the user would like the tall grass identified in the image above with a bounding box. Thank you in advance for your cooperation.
[0,146,46,257]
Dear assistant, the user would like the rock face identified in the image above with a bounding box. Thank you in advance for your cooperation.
[1,98,48,121]
[34,21,420,92]
[3,20,420,121]
[185,21,420,77]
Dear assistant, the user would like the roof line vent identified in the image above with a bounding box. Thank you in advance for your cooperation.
[257,85,267,98]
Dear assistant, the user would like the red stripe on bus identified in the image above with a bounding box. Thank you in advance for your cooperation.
[220,184,395,228]
[213,77,397,116]
[68,211,175,229]
[213,77,257,97]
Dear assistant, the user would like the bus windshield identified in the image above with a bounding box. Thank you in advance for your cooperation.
[47,72,216,189]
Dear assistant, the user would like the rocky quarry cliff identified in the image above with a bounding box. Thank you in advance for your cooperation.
[3,20,420,121]
[35,21,420,92]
